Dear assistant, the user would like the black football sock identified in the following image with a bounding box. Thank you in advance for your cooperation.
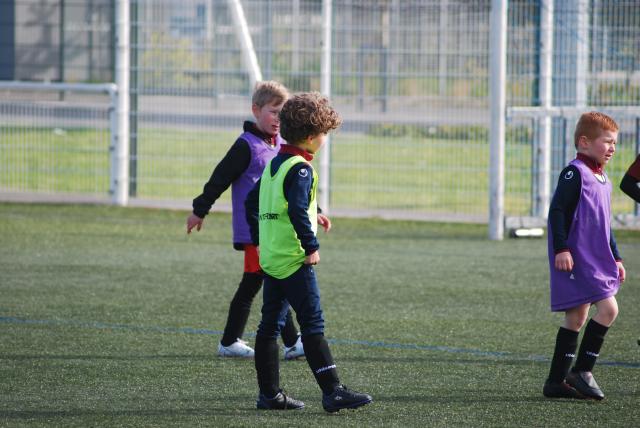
[302,333,340,395]
[547,327,579,383]
[221,272,263,346]
[573,319,609,373]
[280,310,299,348]
[254,335,280,397]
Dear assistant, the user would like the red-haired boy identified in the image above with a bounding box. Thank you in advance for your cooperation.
[544,112,625,400]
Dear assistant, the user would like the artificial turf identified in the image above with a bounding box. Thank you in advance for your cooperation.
[0,203,638,427]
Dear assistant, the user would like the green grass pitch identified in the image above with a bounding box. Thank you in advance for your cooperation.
[2,126,638,216]
[1,203,639,427]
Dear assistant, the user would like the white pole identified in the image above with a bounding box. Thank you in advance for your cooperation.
[319,0,332,212]
[438,0,449,96]
[227,0,262,88]
[575,0,589,108]
[489,0,507,240]
[538,0,553,218]
[205,0,213,42]
[114,0,130,206]
[292,0,300,72]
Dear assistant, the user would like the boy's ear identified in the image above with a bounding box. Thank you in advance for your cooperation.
[251,103,261,118]
[577,135,589,150]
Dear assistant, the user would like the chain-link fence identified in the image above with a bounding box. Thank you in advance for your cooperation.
[2,0,640,222]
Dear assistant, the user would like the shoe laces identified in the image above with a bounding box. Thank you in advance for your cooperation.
[276,389,294,408]
[327,384,349,397]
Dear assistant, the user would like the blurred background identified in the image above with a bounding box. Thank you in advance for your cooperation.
[1,0,639,226]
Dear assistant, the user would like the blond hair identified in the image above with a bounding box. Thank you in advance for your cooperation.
[251,80,289,107]
[574,111,619,148]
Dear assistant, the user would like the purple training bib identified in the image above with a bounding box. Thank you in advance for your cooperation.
[547,158,619,311]
[231,131,282,245]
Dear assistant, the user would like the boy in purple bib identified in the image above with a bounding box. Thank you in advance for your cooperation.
[544,112,626,400]
[186,81,328,359]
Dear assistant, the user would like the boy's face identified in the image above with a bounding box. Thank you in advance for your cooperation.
[252,100,284,137]
[579,129,618,166]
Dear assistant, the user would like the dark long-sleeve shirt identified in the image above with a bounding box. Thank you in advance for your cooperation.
[620,173,640,203]
[620,154,640,203]
[191,121,274,218]
[245,147,320,255]
[548,164,621,260]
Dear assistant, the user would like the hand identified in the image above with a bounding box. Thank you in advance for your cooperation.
[555,251,574,272]
[617,261,626,283]
[186,214,204,234]
[305,250,320,265]
[318,214,332,233]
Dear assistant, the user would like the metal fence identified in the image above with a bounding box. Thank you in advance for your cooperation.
[2,0,640,225]
[7,0,114,82]
[0,82,116,199]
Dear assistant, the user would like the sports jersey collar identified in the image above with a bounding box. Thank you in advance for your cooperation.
[576,153,603,175]
[279,144,314,161]
[243,121,278,147]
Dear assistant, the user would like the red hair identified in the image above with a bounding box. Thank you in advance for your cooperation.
[574,111,619,148]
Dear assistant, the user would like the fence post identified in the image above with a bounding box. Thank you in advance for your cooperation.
[129,0,139,197]
[575,0,589,108]
[113,0,130,206]
[0,0,15,80]
[109,85,118,198]
[319,0,332,212]
[489,0,507,240]
[537,0,553,219]
[58,0,65,101]
[438,0,449,96]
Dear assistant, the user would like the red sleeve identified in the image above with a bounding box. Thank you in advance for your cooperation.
[626,155,640,180]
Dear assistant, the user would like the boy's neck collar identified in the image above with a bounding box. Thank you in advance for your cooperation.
[244,121,277,146]
[280,144,314,161]
[576,152,603,174]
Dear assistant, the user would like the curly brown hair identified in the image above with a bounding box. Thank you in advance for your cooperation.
[279,92,342,144]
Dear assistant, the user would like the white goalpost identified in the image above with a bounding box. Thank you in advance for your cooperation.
[488,0,507,240]
[114,0,130,206]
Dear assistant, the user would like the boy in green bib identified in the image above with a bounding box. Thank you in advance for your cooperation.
[245,92,372,412]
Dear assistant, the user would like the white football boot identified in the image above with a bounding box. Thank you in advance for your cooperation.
[283,335,305,360]
[218,339,255,358]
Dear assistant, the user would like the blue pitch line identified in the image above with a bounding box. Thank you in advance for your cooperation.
[1,316,639,369]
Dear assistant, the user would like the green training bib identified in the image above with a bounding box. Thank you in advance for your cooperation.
[258,155,318,279]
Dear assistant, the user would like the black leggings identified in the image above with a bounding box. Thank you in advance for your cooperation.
[220,272,299,347]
